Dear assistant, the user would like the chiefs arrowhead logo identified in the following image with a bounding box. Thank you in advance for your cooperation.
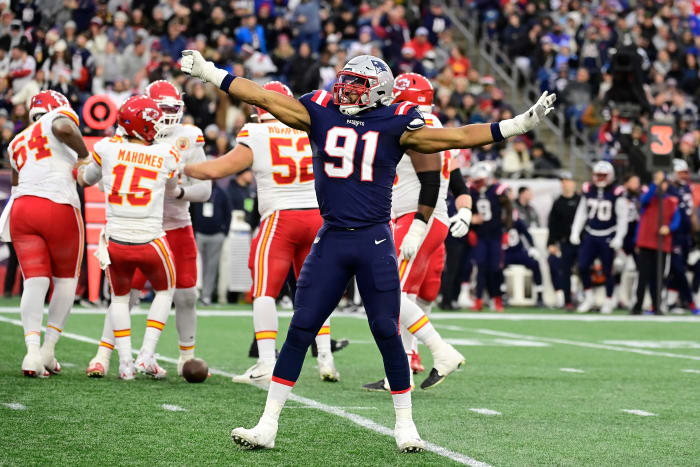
[141,108,160,123]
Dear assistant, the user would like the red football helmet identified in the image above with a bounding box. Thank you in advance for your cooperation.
[392,73,434,112]
[29,90,72,122]
[257,81,293,121]
[117,95,165,143]
[145,80,184,127]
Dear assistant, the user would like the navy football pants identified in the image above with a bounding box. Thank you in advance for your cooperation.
[273,223,410,392]
[548,241,578,304]
[473,235,503,299]
[668,241,693,305]
[578,235,615,297]
[505,249,542,285]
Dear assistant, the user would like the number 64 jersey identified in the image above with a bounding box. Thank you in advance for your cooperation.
[89,136,180,243]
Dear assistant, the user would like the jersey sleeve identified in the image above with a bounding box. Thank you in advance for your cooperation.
[403,105,426,132]
[91,138,109,167]
[236,123,253,148]
[48,107,80,127]
[167,145,181,178]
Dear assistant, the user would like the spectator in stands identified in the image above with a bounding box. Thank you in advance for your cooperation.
[241,44,277,85]
[501,136,532,178]
[547,172,580,309]
[184,81,216,130]
[8,38,35,94]
[287,42,320,95]
[514,186,539,228]
[447,45,470,77]
[107,11,134,53]
[531,142,562,176]
[422,0,450,45]
[160,19,186,62]
[236,11,268,54]
[348,25,374,59]
[563,68,593,130]
[633,171,680,315]
[192,182,231,306]
[405,27,433,60]
[292,0,321,53]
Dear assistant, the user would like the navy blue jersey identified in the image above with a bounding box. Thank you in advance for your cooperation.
[470,182,509,236]
[581,182,624,235]
[299,90,425,228]
[505,217,534,253]
[673,183,694,234]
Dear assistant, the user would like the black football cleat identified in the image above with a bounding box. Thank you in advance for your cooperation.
[311,338,350,357]
[420,368,447,390]
[362,378,390,392]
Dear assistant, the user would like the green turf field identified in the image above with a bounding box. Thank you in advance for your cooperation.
[1,300,700,466]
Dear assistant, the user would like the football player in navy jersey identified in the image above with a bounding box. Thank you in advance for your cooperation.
[569,161,628,314]
[505,212,544,306]
[667,159,698,314]
[181,50,556,452]
[469,162,512,312]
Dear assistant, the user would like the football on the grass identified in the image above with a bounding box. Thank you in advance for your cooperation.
[182,358,208,383]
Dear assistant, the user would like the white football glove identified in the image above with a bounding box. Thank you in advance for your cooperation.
[609,236,623,251]
[527,247,540,261]
[399,219,427,259]
[449,208,472,238]
[569,232,580,246]
[499,91,557,138]
[181,50,229,88]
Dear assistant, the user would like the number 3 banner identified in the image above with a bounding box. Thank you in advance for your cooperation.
[647,121,675,171]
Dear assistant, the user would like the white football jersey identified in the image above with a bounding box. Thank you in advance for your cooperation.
[8,107,82,208]
[92,136,180,243]
[158,124,207,230]
[236,121,318,220]
[392,113,453,224]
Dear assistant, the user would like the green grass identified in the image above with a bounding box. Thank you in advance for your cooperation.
[1,300,700,466]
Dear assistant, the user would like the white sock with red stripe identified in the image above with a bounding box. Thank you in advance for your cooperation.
[174,287,197,358]
[21,277,50,353]
[96,311,115,361]
[109,294,132,362]
[43,277,78,352]
[400,293,444,355]
[141,289,173,355]
[315,318,331,355]
[262,379,294,423]
[253,296,278,363]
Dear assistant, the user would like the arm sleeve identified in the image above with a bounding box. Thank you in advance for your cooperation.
[448,168,468,197]
[416,170,441,208]
[670,207,681,232]
[180,180,212,202]
[82,162,102,185]
[570,198,588,238]
[640,184,656,206]
[613,196,628,241]
[520,221,535,247]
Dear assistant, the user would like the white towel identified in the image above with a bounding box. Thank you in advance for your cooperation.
[94,228,111,270]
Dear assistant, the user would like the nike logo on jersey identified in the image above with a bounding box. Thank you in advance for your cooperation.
[375,238,386,245]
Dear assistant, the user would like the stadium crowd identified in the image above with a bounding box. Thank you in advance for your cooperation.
[0,0,699,316]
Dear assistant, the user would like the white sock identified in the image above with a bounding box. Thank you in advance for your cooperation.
[416,296,433,315]
[262,380,293,422]
[43,277,77,351]
[253,296,278,362]
[400,293,444,354]
[141,289,173,355]
[96,311,115,361]
[400,322,416,356]
[21,277,50,353]
[109,294,132,362]
[315,318,331,355]
[392,391,413,423]
[174,287,197,355]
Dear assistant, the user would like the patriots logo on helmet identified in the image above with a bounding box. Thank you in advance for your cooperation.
[371,60,388,73]
[141,108,160,123]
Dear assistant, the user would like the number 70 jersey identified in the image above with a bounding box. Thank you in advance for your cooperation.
[236,120,318,221]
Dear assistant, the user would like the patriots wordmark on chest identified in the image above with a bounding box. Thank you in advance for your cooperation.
[346,119,365,127]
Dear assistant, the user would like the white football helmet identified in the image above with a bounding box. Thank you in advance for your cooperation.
[673,158,690,184]
[333,55,394,116]
[470,162,491,191]
[592,160,614,188]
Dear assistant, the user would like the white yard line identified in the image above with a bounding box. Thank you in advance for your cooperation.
[559,368,585,373]
[161,404,186,412]
[621,409,657,417]
[0,315,488,467]
[2,306,700,322]
[469,408,501,416]
[681,369,700,374]
[2,402,26,410]
[477,329,700,361]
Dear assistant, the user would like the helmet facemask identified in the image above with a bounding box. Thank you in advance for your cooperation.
[334,71,379,116]
[155,98,183,134]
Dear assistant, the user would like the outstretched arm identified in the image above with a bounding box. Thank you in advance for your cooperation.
[185,144,254,180]
[53,117,89,159]
[181,51,311,132]
[401,92,556,153]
